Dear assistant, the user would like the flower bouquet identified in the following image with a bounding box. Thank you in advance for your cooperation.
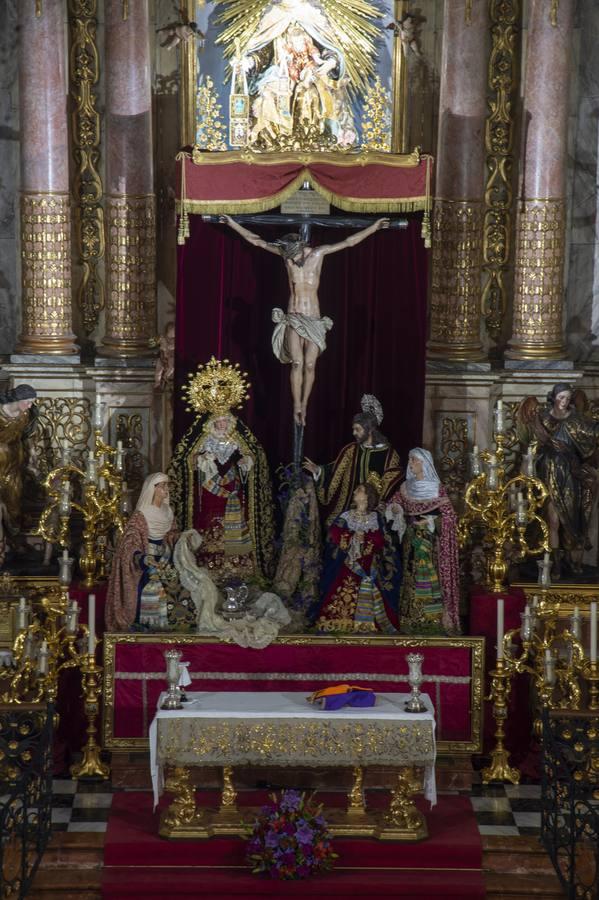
[247,789,337,880]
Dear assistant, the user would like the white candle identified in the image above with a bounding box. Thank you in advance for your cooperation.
[62,548,69,560]
[543,551,550,565]
[496,598,504,660]
[40,639,48,654]
[116,440,123,452]
[18,597,26,612]
[88,594,96,656]
[473,445,479,456]
[532,595,539,608]
[497,400,503,412]
[591,601,597,664]
[94,399,103,429]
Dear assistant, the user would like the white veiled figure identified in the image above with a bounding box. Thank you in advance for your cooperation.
[173,530,291,649]
[173,530,221,630]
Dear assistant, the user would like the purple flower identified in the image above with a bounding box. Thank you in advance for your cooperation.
[280,790,302,812]
[296,824,314,845]
[296,864,311,878]
[265,831,281,849]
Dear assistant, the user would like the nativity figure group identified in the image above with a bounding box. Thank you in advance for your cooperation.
[105,360,461,644]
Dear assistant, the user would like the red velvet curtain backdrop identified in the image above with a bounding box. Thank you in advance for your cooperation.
[174,214,428,470]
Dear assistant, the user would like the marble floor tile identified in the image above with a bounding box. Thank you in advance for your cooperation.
[504,784,541,799]
[52,779,77,794]
[67,822,108,833]
[509,798,543,813]
[469,783,508,797]
[73,793,114,808]
[513,812,542,828]
[51,808,73,824]
[69,807,111,823]
[477,825,520,836]
[470,797,512,812]
[475,810,517,826]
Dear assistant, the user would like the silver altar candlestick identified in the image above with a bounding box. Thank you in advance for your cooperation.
[58,554,75,586]
[162,649,183,710]
[405,653,427,713]
[537,554,552,588]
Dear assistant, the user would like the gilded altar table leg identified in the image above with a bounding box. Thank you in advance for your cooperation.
[209,765,244,836]
[159,766,210,839]
[327,767,376,838]
[375,766,428,841]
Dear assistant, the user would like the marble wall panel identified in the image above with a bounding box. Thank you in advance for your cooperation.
[0,0,19,355]
[565,0,599,362]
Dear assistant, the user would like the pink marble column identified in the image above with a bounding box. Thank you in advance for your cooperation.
[101,0,156,358]
[427,0,489,361]
[506,0,575,360]
[17,0,77,355]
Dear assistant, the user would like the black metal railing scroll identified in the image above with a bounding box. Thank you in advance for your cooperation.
[541,709,599,900]
[0,703,54,899]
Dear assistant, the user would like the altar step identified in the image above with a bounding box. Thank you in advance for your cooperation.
[28,831,567,899]
[483,836,566,898]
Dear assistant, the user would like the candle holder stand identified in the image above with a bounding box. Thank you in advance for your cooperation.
[70,654,110,780]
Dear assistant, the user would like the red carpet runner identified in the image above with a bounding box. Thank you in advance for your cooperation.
[102,791,485,899]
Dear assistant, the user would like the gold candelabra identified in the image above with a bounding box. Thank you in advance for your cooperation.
[0,584,110,780]
[459,412,550,592]
[37,410,128,587]
[483,593,597,784]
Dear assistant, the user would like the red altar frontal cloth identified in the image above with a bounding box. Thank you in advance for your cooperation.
[469,586,532,761]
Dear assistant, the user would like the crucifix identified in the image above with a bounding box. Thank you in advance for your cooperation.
[203,211,408,467]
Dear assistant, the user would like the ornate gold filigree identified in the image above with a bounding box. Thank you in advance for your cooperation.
[361,77,392,152]
[507,199,566,359]
[183,357,250,416]
[482,0,520,342]
[68,0,105,335]
[162,766,201,829]
[379,766,426,839]
[30,397,93,478]
[428,199,484,359]
[438,416,469,511]
[195,77,228,151]
[18,193,76,354]
[103,195,156,357]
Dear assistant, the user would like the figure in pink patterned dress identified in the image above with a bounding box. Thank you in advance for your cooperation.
[388,448,461,635]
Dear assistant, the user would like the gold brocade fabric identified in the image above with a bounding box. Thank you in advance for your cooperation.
[157,717,435,768]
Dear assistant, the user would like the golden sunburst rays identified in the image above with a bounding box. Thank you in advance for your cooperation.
[183,357,251,417]
[214,0,382,96]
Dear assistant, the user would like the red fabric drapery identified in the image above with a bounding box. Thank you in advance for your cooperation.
[174,215,428,467]
[177,150,432,215]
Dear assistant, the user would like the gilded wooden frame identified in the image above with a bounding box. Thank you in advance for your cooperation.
[179,0,410,152]
[102,632,484,753]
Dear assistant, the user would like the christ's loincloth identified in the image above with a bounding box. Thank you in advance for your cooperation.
[271,308,334,363]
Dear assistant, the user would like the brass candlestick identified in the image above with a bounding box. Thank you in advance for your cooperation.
[70,653,110,780]
[37,423,127,588]
[459,432,549,592]
[584,660,599,712]
[482,658,520,784]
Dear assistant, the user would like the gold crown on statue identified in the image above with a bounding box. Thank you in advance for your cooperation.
[366,472,383,494]
[183,357,251,416]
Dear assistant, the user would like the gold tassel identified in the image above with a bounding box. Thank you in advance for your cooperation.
[550,0,559,26]
[35,0,42,16]
[465,0,473,25]
[421,155,432,248]
[122,0,129,20]
[177,152,189,245]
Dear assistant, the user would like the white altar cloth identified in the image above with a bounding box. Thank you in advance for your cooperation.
[150,691,436,809]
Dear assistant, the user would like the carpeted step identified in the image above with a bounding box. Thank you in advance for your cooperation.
[101,866,486,898]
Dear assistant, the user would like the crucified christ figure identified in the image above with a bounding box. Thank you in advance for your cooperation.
[220,215,390,426]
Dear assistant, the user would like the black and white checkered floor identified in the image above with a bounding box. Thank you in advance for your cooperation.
[50,779,544,838]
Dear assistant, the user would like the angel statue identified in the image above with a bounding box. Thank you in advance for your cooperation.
[516,383,599,578]
[156,3,205,50]
[168,358,276,583]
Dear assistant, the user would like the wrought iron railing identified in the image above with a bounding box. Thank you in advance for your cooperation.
[0,703,54,899]
[541,709,599,900]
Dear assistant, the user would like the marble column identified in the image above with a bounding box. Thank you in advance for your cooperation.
[427,0,489,362]
[506,0,575,360]
[17,0,77,355]
[101,0,156,358]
